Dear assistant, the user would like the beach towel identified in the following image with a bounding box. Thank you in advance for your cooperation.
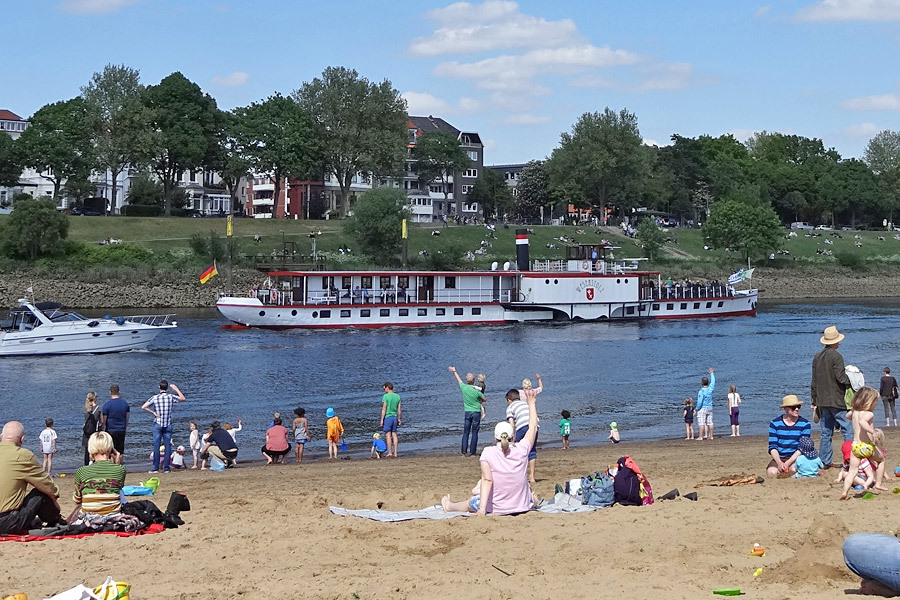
[0,522,164,543]
[694,474,764,488]
[329,494,601,522]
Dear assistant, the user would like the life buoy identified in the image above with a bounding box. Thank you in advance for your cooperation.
[581,260,590,271]
[270,289,279,304]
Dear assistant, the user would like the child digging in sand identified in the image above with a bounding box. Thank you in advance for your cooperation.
[841,387,888,499]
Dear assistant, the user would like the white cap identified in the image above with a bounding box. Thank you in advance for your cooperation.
[494,421,514,441]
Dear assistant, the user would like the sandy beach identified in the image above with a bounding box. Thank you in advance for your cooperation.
[3,429,896,600]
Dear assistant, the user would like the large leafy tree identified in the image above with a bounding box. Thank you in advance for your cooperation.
[863,130,900,226]
[466,167,514,219]
[211,111,253,214]
[231,94,321,216]
[345,187,408,265]
[294,66,408,218]
[636,217,666,260]
[18,98,98,202]
[0,197,69,260]
[81,64,148,215]
[703,196,782,261]
[0,133,23,189]
[141,72,221,216]
[514,160,552,220]
[546,108,646,220]
[411,131,470,203]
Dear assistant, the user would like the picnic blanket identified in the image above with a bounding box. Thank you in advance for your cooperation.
[329,493,600,522]
[694,474,764,488]
[0,522,165,543]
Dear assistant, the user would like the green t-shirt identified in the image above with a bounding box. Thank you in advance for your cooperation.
[382,392,401,417]
[559,418,571,436]
[460,382,484,412]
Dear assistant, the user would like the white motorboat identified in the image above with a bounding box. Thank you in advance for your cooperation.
[0,299,177,356]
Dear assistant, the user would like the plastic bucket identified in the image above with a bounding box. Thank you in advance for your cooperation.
[93,581,130,600]
[145,477,160,493]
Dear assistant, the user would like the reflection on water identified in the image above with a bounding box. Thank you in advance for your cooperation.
[2,299,899,471]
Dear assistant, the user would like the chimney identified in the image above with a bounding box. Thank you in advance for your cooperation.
[515,229,529,271]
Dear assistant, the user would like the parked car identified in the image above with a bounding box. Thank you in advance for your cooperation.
[790,221,814,230]
[69,206,103,216]
[659,218,678,228]
[815,225,832,230]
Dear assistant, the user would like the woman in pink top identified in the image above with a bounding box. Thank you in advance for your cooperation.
[261,416,292,464]
[441,392,538,516]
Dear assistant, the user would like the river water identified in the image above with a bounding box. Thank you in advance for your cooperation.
[2,300,898,472]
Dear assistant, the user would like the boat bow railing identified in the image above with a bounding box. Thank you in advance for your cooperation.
[122,314,177,327]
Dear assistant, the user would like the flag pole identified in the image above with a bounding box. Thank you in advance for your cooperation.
[226,215,234,296]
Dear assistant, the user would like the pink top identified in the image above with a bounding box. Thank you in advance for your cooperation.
[266,425,290,451]
[479,438,533,515]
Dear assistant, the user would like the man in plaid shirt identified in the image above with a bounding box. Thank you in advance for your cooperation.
[141,380,186,473]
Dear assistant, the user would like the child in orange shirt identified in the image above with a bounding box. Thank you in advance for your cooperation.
[326,407,344,459]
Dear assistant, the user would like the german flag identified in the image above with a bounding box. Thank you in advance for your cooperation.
[199,263,218,285]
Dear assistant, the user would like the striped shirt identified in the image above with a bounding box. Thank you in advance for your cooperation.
[767,416,811,459]
[73,460,126,515]
[147,392,178,427]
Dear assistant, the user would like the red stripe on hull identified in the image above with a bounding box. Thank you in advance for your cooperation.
[243,320,510,330]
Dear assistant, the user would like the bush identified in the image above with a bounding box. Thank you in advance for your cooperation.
[122,204,161,217]
[835,251,865,270]
[188,231,226,261]
[63,241,156,269]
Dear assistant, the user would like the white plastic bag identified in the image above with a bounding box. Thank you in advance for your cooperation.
[209,455,225,471]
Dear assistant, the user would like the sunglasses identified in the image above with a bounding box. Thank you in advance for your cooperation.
[787,406,800,410]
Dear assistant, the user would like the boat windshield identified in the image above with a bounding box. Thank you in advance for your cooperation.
[46,311,86,322]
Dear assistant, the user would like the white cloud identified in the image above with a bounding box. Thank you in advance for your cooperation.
[755,5,772,17]
[570,74,614,88]
[410,1,580,56]
[482,138,498,152]
[58,0,138,14]
[643,138,666,147]
[842,122,883,137]
[632,62,713,92]
[727,128,758,143]
[491,113,552,126]
[841,88,900,110]
[401,91,481,115]
[211,72,250,87]
[795,0,900,21]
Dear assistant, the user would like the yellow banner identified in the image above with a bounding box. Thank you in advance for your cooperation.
[402,219,407,239]
[226,215,233,237]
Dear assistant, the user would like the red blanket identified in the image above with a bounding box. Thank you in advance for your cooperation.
[0,522,164,542]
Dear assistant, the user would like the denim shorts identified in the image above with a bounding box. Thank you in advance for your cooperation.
[469,495,480,512]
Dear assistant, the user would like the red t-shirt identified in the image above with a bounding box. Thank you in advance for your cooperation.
[266,425,289,451]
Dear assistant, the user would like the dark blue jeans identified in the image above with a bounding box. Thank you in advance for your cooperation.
[152,423,172,472]
[462,411,481,455]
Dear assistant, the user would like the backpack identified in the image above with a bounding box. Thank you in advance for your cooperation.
[580,472,615,507]
[83,411,99,438]
[613,456,654,506]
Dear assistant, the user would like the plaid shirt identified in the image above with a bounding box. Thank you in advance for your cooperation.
[147,392,178,427]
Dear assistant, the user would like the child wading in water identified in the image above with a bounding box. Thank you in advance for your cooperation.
[608,422,620,443]
[326,407,344,459]
[683,398,695,440]
[292,407,311,464]
[728,385,742,436]
[841,387,888,500]
[559,410,571,449]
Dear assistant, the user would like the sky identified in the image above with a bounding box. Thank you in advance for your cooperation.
[5,0,900,165]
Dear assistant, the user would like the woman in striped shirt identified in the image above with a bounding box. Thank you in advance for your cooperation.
[73,431,127,517]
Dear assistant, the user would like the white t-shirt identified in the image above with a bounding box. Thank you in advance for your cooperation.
[170,452,185,467]
[728,392,741,409]
[39,428,57,454]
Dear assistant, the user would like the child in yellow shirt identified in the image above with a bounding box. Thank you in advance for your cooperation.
[326,407,344,459]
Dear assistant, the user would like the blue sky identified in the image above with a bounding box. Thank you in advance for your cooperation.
[6,0,900,164]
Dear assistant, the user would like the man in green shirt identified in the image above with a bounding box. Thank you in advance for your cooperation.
[0,421,62,534]
[449,366,486,456]
[380,382,402,458]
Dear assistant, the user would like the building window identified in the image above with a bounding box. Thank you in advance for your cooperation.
[461,185,473,194]
[467,151,478,160]
[445,276,456,289]
[463,202,478,212]
[189,171,196,183]
[463,169,478,178]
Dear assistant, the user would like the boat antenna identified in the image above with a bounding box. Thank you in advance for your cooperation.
[26,284,34,303]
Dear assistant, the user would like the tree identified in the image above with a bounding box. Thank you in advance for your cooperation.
[141,72,221,216]
[231,94,321,216]
[636,217,666,260]
[864,130,900,226]
[294,66,408,217]
[81,64,147,215]
[466,168,514,219]
[546,108,646,221]
[18,98,98,203]
[703,197,782,261]
[212,111,253,214]
[345,187,408,265]
[411,131,470,204]
[126,173,165,207]
[0,197,69,260]
[514,160,551,220]
[0,133,23,189]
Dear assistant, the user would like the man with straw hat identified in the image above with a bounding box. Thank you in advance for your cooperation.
[767,395,811,475]
[811,325,852,468]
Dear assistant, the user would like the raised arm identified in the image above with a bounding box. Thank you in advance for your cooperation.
[448,366,463,385]
[170,383,186,402]
[523,392,539,448]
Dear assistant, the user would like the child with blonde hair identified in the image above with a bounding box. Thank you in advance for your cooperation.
[683,398,695,440]
[841,387,888,499]
[728,385,742,437]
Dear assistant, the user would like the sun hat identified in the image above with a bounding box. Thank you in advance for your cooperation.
[780,394,802,408]
[798,436,817,460]
[841,440,853,462]
[494,421,514,441]
[176,445,185,452]
[326,407,335,418]
[610,422,618,430]
[820,325,845,345]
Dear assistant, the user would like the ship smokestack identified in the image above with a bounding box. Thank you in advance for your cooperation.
[515,228,530,270]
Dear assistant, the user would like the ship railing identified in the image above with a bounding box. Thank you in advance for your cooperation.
[532,260,567,272]
[123,314,177,327]
[251,289,513,305]
[653,284,736,300]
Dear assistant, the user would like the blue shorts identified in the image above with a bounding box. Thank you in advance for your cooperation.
[469,495,480,512]
[383,416,398,433]
[515,425,538,460]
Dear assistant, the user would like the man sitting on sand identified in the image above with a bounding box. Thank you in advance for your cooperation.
[767,395,811,475]
[0,421,63,534]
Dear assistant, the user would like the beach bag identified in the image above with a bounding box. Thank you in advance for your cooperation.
[845,366,865,409]
[580,472,615,507]
[613,456,654,506]
[209,455,225,471]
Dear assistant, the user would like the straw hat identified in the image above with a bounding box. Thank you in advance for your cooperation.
[820,325,845,345]
[780,394,803,408]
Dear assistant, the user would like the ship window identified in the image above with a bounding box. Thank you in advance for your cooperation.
[342,277,351,289]
[666,304,673,310]
[312,311,318,318]
[130,331,138,334]
[398,276,409,288]
[624,279,629,283]
[399,309,409,317]
[652,304,659,310]
[436,308,445,316]
[106,332,114,336]
[545,279,550,284]
[706,302,712,309]
[680,303,687,310]
[92,333,100,337]
[454,308,464,315]
[319,310,331,318]
[291,310,297,316]
[472,307,481,315]
[380,309,390,317]
[626,306,635,315]
[259,311,266,317]
[445,277,456,289]
[361,309,371,317]
[361,276,372,289]
[340,310,351,318]
[418,308,427,316]
[45,337,54,341]
[616,279,621,284]
[718,301,724,308]
[693,303,700,309]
